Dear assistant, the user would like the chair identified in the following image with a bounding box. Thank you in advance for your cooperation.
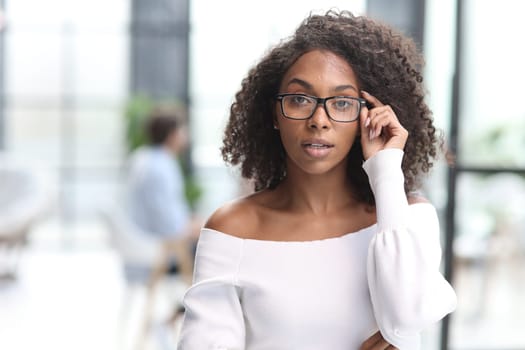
[99,205,163,282]
[99,204,187,350]
[0,156,55,281]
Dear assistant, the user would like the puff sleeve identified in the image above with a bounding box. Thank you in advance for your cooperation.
[363,149,457,350]
[177,229,246,350]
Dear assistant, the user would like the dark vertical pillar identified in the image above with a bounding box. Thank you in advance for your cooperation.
[129,0,192,176]
[441,1,463,349]
[130,0,190,104]
[367,0,426,48]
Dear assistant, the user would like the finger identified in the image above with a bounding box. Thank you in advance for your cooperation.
[368,108,405,140]
[359,101,370,138]
[366,105,391,130]
[368,110,392,140]
[368,338,392,350]
[371,339,392,350]
[361,90,384,108]
[360,331,383,350]
[367,105,397,124]
[360,331,398,350]
[362,105,386,139]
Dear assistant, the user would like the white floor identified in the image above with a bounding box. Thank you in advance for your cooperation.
[0,250,123,350]
[0,220,187,350]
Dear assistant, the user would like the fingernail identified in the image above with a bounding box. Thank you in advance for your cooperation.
[365,117,370,127]
[369,129,375,140]
[361,90,369,95]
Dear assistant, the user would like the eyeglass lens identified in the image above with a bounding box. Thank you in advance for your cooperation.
[281,95,360,122]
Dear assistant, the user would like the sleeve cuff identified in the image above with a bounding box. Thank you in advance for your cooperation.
[362,149,408,231]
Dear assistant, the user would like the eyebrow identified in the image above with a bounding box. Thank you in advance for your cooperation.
[285,78,358,93]
[334,84,358,92]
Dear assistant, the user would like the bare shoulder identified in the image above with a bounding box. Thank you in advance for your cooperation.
[407,194,430,205]
[204,193,262,239]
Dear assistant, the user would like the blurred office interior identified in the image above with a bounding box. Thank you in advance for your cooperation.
[0,0,524,349]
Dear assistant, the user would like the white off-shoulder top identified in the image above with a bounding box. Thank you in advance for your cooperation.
[177,149,457,350]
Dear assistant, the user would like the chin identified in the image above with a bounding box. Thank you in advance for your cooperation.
[286,154,348,177]
[297,162,345,177]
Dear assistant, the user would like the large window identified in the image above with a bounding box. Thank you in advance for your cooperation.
[425,0,525,348]
[450,0,525,348]
[3,0,129,244]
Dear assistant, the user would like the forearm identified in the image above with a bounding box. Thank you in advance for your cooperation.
[363,149,456,349]
[362,148,408,230]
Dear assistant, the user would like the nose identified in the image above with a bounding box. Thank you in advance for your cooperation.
[308,103,331,130]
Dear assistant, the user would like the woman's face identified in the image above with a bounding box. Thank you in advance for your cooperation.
[275,49,361,178]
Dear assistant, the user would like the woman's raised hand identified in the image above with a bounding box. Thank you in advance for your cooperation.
[359,91,408,160]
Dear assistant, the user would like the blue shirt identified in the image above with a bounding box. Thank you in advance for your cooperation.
[125,146,190,238]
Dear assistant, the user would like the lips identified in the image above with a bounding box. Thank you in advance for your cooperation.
[302,139,334,148]
[304,143,332,148]
[302,139,334,158]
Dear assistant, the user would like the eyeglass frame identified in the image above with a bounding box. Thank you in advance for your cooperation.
[274,93,367,123]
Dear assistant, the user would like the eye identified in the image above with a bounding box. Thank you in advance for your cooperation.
[331,98,355,111]
[288,95,313,106]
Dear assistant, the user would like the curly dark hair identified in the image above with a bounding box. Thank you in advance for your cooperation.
[221,10,440,205]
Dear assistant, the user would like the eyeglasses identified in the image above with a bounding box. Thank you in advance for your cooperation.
[275,93,366,123]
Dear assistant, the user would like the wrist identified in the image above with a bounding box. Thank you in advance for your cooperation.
[363,149,408,230]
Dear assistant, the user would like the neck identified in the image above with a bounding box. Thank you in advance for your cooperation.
[160,142,178,156]
[278,165,355,215]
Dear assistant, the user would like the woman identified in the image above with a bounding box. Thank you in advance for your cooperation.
[177,10,456,350]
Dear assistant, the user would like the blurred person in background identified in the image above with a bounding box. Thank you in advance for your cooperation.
[177,10,456,350]
[125,107,200,287]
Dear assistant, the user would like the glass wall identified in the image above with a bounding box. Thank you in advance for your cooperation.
[458,1,525,169]
[4,0,130,245]
[451,0,525,348]
[453,173,525,348]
